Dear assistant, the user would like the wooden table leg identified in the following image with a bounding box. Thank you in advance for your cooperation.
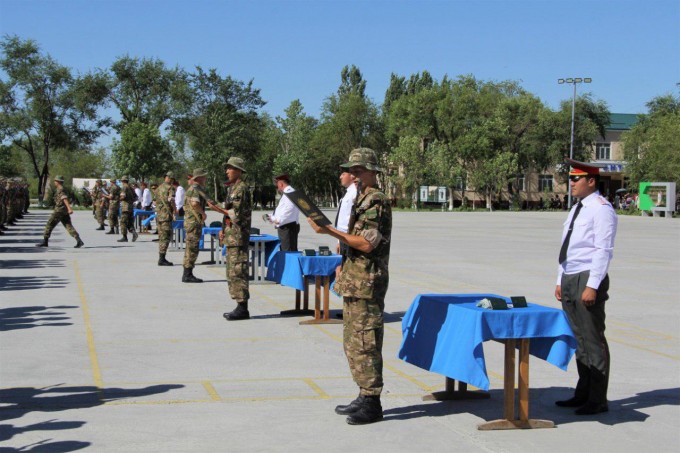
[478,338,555,430]
[280,277,314,316]
[322,276,331,320]
[299,275,342,325]
[423,377,490,401]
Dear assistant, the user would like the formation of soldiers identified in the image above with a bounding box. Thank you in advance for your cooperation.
[0,176,30,236]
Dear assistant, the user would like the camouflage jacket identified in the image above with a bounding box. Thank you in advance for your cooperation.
[184,183,213,229]
[120,184,136,212]
[155,182,176,222]
[109,185,121,208]
[223,179,252,248]
[53,187,69,214]
[334,187,392,300]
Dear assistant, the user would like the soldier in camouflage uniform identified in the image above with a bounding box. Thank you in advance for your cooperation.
[211,157,252,320]
[182,168,215,283]
[155,171,177,266]
[36,175,84,248]
[92,179,107,230]
[117,176,139,243]
[308,148,391,425]
[105,178,121,235]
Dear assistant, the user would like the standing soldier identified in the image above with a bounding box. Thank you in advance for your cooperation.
[117,176,138,243]
[156,172,176,266]
[36,175,84,248]
[182,168,215,283]
[308,148,392,425]
[211,157,252,320]
[92,180,106,230]
[105,178,121,235]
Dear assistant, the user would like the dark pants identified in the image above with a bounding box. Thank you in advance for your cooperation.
[561,271,610,405]
[277,222,299,252]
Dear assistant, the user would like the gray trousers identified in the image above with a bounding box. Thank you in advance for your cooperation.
[561,271,610,405]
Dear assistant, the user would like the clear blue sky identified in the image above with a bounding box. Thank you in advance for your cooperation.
[1,0,678,123]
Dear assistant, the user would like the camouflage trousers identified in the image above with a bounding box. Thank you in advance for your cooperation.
[157,220,172,254]
[44,211,80,240]
[108,206,119,229]
[119,211,135,236]
[183,223,201,269]
[343,296,385,396]
[226,245,250,302]
[95,203,106,226]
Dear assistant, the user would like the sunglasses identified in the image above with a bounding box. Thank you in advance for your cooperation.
[569,175,588,182]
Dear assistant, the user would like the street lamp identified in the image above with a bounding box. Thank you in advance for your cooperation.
[558,77,592,208]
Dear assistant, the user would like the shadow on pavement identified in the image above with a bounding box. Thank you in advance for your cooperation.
[0,260,65,269]
[0,277,68,292]
[0,305,77,331]
[0,383,183,449]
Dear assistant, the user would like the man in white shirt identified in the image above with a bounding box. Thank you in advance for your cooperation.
[554,159,617,416]
[335,170,357,256]
[134,184,142,208]
[269,174,300,251]
[141,182,153,210]
[174,177,187,217]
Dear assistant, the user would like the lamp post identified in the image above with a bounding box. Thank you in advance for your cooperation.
[558,77,592,208]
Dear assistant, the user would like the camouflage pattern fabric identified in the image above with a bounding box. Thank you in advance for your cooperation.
[155,182,176,223]
[119,184,137,236]
[334,186,391,397]
[182,183,211,269]
[158,220,172,254]
[108,184,121,226]
[226,246,250,301]
[223,180,252,247]
[119,211,134,236]
[44,187,80,240]
[182,221,201,269]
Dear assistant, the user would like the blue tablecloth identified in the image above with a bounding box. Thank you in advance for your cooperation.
[200,227,222,249]
[172,219,183,230]
[398,293,576,391]
[133,209,155,218]
[266,251,342,291]
[142,213,156,226]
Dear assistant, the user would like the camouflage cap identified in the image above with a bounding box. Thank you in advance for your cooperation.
[340,147,382,172]
[165,171,175,178]
[109,177,117,183]
[54,175,65,182]
[120,175,129,182]
[226,156,247,173]
[192,168,208,178]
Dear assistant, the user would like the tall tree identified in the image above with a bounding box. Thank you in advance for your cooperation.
[0,36,109,203]
[111,121,171,181]
[272,99,318,190]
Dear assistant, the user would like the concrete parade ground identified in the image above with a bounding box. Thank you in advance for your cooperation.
[1,209,679,452]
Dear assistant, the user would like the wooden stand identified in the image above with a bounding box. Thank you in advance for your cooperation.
[299,276,342,325]
[423,378,490,401]
[280,276,314,317]
[477,339,554,430]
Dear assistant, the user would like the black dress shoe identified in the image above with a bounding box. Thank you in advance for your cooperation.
[575,403,608,415]
[555,396,587,407]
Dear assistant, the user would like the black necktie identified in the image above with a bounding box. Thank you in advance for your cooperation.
[559,201,583,264]
[334,198,343,227]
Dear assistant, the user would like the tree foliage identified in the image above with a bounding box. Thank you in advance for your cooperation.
[111,120,171,181]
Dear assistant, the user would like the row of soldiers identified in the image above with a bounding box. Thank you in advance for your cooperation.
[0,176,30,235]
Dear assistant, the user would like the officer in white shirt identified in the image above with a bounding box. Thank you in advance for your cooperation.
[141,182,153,210]
[335,169,357,254]
[134,184,143,208]
[555,159,617,416]
[269,174,300,251]
[174,176,187,217]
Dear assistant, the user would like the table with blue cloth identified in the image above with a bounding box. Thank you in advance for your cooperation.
[199,227,223,264]
[133,209,155,231]
[247,234,281,282]
[266,251,343,325]
[398,293,577,430]
[172,219,184,249]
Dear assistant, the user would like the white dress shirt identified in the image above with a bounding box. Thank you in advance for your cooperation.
[271,185,300,227]
[336,183,357,233]
[175,185,186,209]
[141,188,152,207]
[556,191,618,289]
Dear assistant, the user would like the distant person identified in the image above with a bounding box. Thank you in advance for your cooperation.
[175,175,189,217]
[141,182,153,210]
[335,170,357,258]
[104,178,121,235]
[555,159,617,416]
[92,179,107,230]
[133,183,142,209]
[35,175,84,248]
[117,176,139,243]
[267,174,300,251]
[182,169,214,283]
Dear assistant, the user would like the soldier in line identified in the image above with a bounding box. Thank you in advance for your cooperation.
[308,148,392,425]
[104,177,121,235]
[182,168,215,283]
[36,175,84,248]
[211,157,252,321]
[155,172,176,266]
[92,179,107,230]
[118,176,139,243]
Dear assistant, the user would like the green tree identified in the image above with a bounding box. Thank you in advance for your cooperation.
[111,121,171,181]
[0,36,109,203]
[623,93,680,186]
[272,100,318,189]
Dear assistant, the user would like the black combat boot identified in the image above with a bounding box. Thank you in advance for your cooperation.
[35,238,49,247]
[182,267,203,283]
[132,230,139,242]
[74,238,84,248]
[117,235,128,242]
[224,301,250,321]
[346,395,383,425]
[96,225,105,230]
[335,394,366,415]
[158,253,173,266]
[106,228,116,235]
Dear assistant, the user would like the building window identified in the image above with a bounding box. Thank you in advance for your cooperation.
[517,175,525,191]
[454,177,466,191]
[596,142,611,160]
[538,175,553,192]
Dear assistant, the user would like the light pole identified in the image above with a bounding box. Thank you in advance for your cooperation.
[558,77,591,208]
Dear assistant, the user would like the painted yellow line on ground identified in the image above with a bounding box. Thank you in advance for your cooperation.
[303,378,331,399]
[74,260,104,389]
[383,361,432,392]
[608,337,680,360]
[202,381,222,401]
[609,319,678,340]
